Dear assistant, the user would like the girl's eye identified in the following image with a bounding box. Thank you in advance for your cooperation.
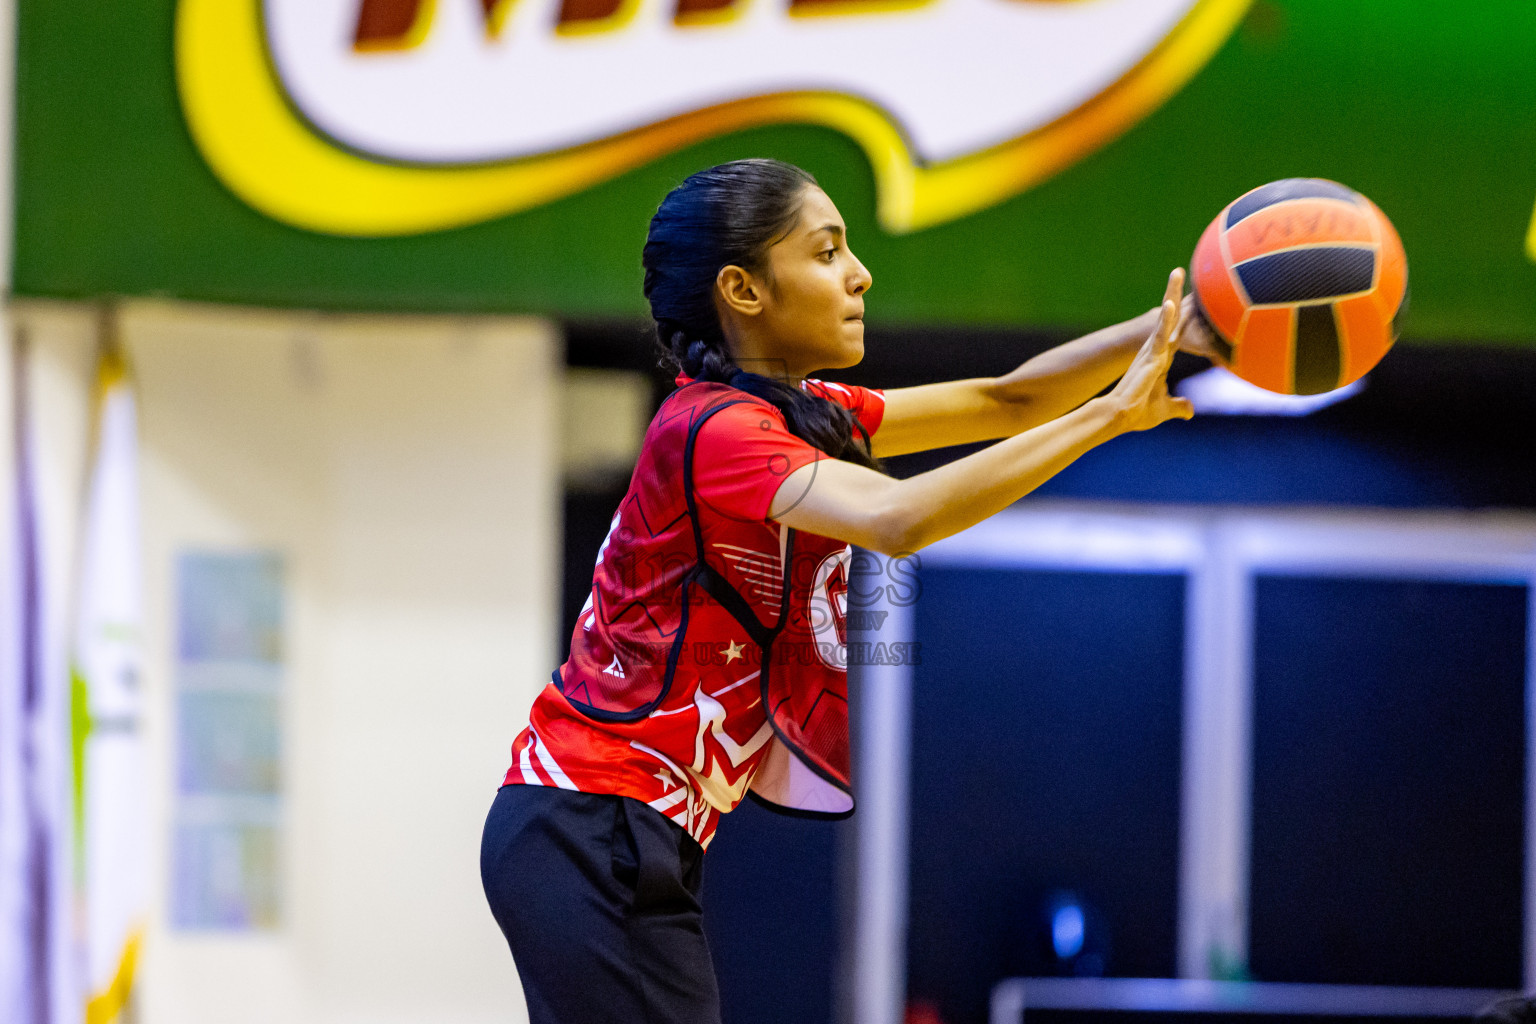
[820,248,838,261]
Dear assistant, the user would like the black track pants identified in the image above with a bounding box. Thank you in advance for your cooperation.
[480,784,721,1024]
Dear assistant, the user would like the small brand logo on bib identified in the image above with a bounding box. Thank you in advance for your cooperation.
[809,547,851,670]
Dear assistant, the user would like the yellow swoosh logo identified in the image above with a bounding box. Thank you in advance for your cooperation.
[175,0,1251,237]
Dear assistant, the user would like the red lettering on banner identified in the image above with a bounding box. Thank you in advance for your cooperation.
[357,0,1090,40]
[354,0,512,50]
[556,0,628,30]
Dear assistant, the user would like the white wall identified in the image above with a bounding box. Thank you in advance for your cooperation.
[78,300,559,1024]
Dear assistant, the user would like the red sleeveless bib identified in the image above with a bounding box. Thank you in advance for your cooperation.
[505,378,884,846]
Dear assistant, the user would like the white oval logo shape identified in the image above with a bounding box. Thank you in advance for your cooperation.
[175,0,1249,235]
[273,0,1198,166]
[808,546,851,671]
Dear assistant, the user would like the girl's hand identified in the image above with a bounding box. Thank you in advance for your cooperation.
[1174,292,1224,362]
[1106,269,1195,433]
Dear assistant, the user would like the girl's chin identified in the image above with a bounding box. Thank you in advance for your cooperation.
[792,336,864,377]
[821,329,864,367]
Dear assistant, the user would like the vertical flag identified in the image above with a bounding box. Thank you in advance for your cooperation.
[1,324,63,1024]
[0,321,16,1024]
[71,342,146,1024]
[1,323,23,1024]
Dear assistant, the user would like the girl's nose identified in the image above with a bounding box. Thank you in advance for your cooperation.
[849,254,872,295]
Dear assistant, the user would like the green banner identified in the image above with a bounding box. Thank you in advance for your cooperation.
[14,1,1536,341]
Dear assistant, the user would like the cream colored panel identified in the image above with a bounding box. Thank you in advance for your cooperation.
[123,302,558,1024]
[562,367,650,490]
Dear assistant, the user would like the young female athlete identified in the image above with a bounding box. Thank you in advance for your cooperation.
[481,159,1214,1024]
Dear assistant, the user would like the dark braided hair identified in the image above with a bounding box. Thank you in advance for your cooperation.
[643,159,882,472]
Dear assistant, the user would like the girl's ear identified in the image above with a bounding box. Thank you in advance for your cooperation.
[716,265,764,318]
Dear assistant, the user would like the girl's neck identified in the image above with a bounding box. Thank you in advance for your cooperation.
[725,338,806,388]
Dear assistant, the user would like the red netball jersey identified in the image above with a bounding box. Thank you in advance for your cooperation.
[503,376,885,848]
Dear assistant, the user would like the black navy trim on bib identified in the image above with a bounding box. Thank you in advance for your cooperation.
[681,393,852,821]
[558,389,757,724]
[560,384,855,820]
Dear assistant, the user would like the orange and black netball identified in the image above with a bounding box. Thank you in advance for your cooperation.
[1190,178,1407,395]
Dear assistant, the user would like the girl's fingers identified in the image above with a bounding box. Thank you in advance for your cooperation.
[1151,299,1176,342]
[1127,299,1179,386]
[1163,268,1185,310]
[1159,269,1187,350]
[1156,299,1181,356]
[1126,273,1193,402]
[1117,271,1197,429]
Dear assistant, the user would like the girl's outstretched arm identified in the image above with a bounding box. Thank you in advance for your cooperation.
[871,292,1216,458]
[773,271,1194,555]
